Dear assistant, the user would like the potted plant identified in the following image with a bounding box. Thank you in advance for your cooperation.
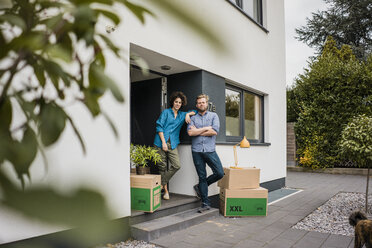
[130,144,163,175]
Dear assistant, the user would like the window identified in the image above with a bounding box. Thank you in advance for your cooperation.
[226,88,241,136]
[230,0,263,25]
[225,85,263,142]
[244,91,262,140]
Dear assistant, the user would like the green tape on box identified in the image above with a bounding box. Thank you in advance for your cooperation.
[131,185,161,212]
[131,187,151,211]
[226,198,267,216]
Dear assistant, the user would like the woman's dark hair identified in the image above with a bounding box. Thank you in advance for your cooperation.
[169,91,187,107]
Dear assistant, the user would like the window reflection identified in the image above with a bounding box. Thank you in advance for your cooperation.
[244,92,261,140]
[225,89,241,136]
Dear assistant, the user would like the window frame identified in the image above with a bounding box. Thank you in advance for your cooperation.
[225,84,264,144]
[226,0,268,33]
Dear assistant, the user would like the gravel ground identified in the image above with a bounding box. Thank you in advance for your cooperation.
[292,192,372,236]
[95,239,161,248]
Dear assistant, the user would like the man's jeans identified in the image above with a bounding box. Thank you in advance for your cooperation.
[192,151,224,206]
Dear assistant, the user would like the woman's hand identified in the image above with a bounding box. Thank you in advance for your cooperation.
[185,113,191,124]
[162,142,168,152]
[185,111,195,124]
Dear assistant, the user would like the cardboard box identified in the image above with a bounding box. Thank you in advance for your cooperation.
[130,174,161,212]
[220,187,268,217]
[218,167,260,189]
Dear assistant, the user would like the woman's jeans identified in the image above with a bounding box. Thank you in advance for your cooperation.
[192,151,224,206]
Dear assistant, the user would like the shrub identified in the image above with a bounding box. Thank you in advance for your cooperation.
[339,114,372,167]
[292,37,372,168]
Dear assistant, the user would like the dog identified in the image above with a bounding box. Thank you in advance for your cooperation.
[349,211,372,248]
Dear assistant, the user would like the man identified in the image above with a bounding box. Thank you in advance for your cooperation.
[187,94,224,213]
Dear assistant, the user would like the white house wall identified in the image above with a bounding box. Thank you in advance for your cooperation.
[125,0,286,196]
[0,0,285,244]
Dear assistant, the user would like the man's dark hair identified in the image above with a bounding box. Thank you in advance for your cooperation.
[169,91,187,107]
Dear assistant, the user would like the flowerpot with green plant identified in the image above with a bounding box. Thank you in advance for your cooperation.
[130,144,163,175]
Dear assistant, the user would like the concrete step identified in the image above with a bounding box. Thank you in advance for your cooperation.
[130,193,200,225]
[131,207,219,241]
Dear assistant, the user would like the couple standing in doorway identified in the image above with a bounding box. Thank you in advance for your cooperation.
[153,92,224,213]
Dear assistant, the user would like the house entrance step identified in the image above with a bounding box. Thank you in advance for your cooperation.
[131,207,219,242]
[130,193,201,225]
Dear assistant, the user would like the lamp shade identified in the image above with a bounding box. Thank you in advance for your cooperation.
[240,136,250,148]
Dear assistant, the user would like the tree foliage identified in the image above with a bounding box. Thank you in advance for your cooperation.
[0,0,137,187]
[339,114,372,167]
[293,37,372,169]
[287,85,301,122]
[0,0,149,244]
[339,114,372,213]
[225,93,240,118]
[0,0,225,244]
[296,0,372,60]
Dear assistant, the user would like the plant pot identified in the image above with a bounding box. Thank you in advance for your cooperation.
[136,166,149,175]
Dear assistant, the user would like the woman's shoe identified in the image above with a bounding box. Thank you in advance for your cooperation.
[163,192,170,200]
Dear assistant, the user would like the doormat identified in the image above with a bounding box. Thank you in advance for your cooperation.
[268,188,302,205]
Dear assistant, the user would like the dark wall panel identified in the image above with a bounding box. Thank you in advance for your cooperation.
[201,71,226,142]
[168,71,203,143]
[130,78,162,146]
[260,177,286,192]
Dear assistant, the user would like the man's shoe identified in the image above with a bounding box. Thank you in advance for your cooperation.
[193,184,201,199]
[197,205,211,213]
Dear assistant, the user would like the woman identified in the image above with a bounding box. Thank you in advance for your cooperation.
[154,91,195,200]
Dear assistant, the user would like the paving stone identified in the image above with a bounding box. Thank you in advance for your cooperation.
[267,205,281,214]
[348,238,355,248]
[235,222,264,234]
[306,231,330,239]
[205,240,237,248]
[179,231,223,246]
[320,234,352,248]
[220,227,257,241]
[188,219,242,236]
[214,235,241,245]
[291,208,315,216]
[151,231,188,247]
[233,239,266,248]
[292,237,326,248]
[259,210,292,226]
[165,241,196,248]
[262,237,297,248]
[216,216,262,226]
[250,228,283,243]
[265,221,293,232]
[292,231,329,248]
[280,214,304,224]
[277,228,308,241]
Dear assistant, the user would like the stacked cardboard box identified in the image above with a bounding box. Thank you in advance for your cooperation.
[130,174,161,213]
[218,167,268,217]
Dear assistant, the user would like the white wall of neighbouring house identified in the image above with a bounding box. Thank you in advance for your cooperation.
[0,0,285,244]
